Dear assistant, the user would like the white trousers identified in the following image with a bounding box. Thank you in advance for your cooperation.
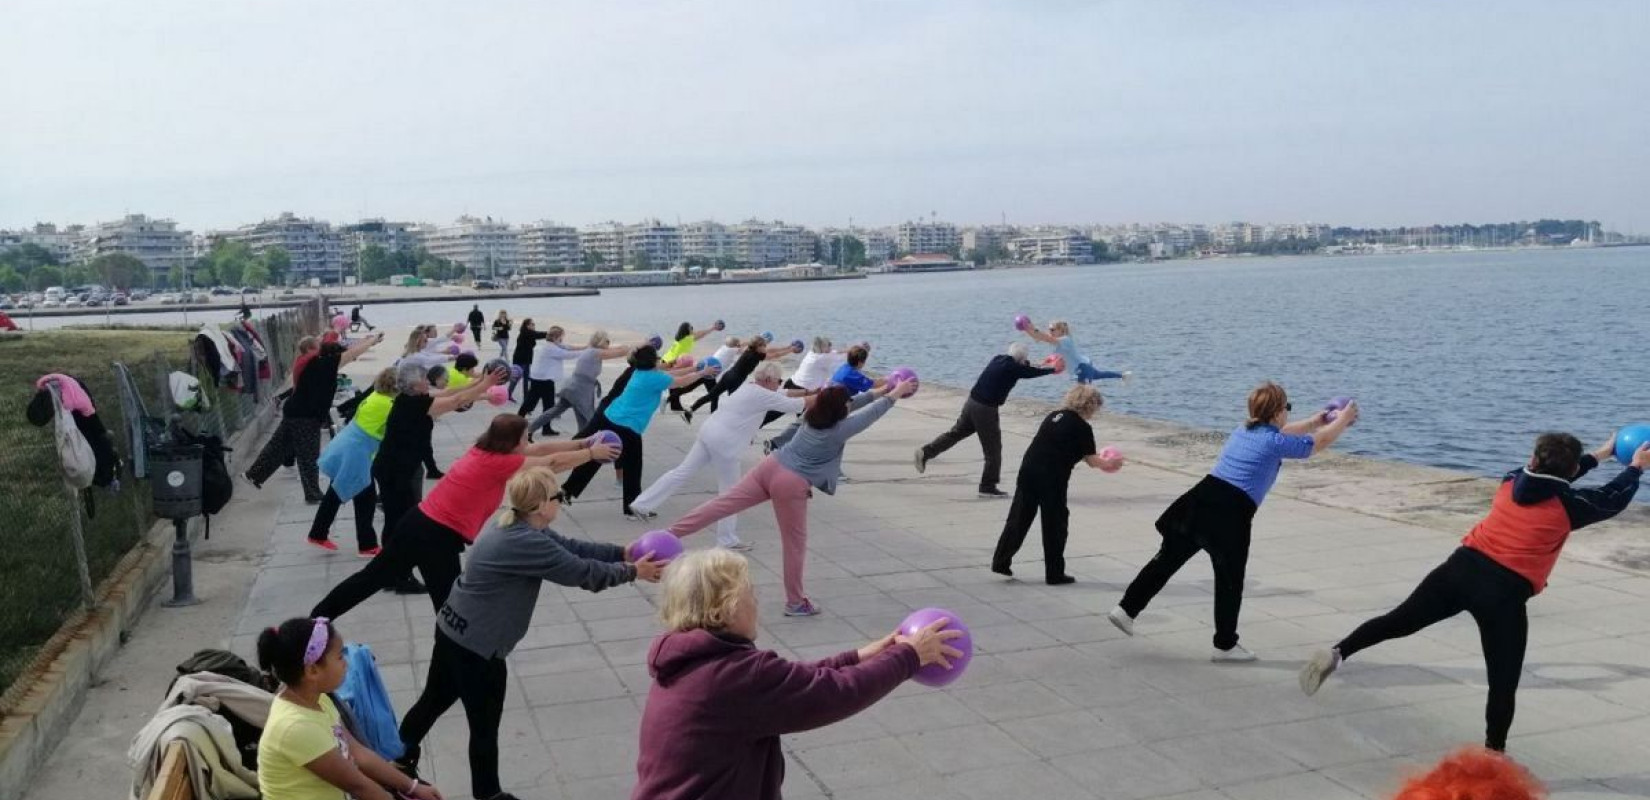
[631,440,745,546]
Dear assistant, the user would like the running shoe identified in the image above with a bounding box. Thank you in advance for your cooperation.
[624,509,658,522]
[913,448,927,474]
[306,538,338,552]
[724,541,754,552]
[1121,370,1133,386]
[784,599,821,617]
[358,547,381,558]
[680,410,693,425]
[978,487,1008,499]
[1211,644,1258,663]
[1046,574,1076,586]
[1299,648,1340,696]
[1107,606,1135,636]
[240,471,262,490]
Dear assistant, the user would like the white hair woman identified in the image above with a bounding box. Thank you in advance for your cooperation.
[631,549,960,800]
[990,385,1123,585]
[529,329,631,437]
[915,341,1057,497]
[633,361,810,549]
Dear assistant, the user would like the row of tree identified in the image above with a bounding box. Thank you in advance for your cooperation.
[1330,219,1602,245]
[356,244,465,283]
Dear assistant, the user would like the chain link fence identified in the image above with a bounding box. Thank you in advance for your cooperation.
[0,298,325,704]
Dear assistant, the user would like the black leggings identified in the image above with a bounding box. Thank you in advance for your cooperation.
[560,420,644,512]
[375,464,424,538]
[308,483,379,550]
[1335,547,1533,750]
[400,629,508,799]
[310,508,467,619]
[687,372,747,413]
[1119,476,1256,650]
[516,377,556,417]
[992,472,1070,580]
[760,380,805,428]
[668,376,715,411]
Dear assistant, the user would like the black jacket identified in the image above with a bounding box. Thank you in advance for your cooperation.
[969,355,1055,407]
[1504,454,1641,530]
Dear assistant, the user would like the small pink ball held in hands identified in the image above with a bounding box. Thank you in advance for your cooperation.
[1013,313,1031,332]
[898,608,972,687]
[676,355,695,369]
[588,430,622,462]
[485,385,508,406]
[1098,446,1123,473]
[628,530,683,563]
[452,331,466,344]
[1042,354,1066,374]
[1323,396,1355,424]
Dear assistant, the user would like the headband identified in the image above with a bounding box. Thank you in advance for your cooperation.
[303,617,331,665]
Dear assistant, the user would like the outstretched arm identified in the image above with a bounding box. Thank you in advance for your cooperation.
[1025,327,1059,345]
[339,332,385,366]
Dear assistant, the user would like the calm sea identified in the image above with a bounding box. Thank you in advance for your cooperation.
[31,247,1649,479]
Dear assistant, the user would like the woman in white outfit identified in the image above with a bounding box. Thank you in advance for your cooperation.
[630,362,809,550]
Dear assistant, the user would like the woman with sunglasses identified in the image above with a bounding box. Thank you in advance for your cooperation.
[394,467,664,800]
[310,415,618,620]
[1110,382,1358,662]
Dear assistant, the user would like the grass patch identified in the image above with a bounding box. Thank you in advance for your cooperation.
[0,329,189,694]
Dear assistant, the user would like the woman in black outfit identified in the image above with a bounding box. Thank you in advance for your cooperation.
[507,318,545,401]
[681,335,793,422]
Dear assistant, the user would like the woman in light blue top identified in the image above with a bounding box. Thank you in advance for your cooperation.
[558,344,717,519]
[1025,319,1130,385]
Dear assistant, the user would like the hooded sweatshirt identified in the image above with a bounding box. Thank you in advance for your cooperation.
[631,629,919,800]
[1461,454,1641,593]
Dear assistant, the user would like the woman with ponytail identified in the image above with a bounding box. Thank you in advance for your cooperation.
[256,617,443,800]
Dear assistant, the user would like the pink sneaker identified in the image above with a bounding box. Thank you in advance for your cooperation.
[307,538,339,552]
[784,599,821,617]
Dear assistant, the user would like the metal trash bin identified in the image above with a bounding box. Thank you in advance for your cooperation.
[148,444,203,606]
[149,444,203,520]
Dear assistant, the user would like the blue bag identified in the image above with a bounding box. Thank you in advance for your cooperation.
[334,642,404,760]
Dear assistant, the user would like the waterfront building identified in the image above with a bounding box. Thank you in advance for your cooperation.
[338,219,419,276]
[1008,230,1095,264]
[680,221,734,262]
[0,223,80,265]
[518,222,582,273]
[228,212,345,284]
[962,225,1017,257]
[76,214,191,274]
[896,220,960,255]
[416,216,521,278]
[622,220,682,269]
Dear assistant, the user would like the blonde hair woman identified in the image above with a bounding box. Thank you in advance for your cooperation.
[1023,318,1130,384]
[632,550,960,800]
[1112,382,1358,662]
[991,384,1123,585]
[394,466,661,800]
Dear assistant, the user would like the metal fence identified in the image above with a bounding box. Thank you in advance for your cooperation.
[0,298,325,704]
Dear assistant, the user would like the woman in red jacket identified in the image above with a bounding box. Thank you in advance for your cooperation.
[1300,432,1646,752]
[632,549,962,800]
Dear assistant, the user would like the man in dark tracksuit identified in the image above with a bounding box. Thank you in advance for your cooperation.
[467,304,485,345]
[1300,432,1646,751]
[914,343,1055,497]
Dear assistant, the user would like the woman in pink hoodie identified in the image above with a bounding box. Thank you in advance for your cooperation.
[632,549,961,800]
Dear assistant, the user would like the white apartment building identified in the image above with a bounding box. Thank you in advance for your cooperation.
[77,214,191,274]
[337,219,418,275]
[1008,231,1095,264]
[518,222,582,273]
[728,220,814,268]
[0,223,80,264]
[417,216,521,277]
[623,220,682,269]
[859,229,895,264]
[962,225,1017,256]
[228,212,344,283]
[896,220,961,254]
[579,223,627,269]
[680,221,734,262]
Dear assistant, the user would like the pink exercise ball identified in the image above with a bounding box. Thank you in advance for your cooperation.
[485,385,508,406]
[1098,446,1123,473]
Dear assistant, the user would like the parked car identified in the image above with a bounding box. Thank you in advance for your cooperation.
[64,297,84,308]
[0,298,14,310]
[472,279,499,290]
[113,293,129,306]
[239,286,261,294]
[130,289,150,300]
[210,286,235,296]
[84,297,104,307]
[156,294,176,305]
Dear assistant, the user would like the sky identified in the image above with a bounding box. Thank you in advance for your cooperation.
[2,0,1647,232]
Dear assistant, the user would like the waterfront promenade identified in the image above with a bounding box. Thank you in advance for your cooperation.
[22,322,1650,800]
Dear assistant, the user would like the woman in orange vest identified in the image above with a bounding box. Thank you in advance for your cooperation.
[1299,432,1647,751]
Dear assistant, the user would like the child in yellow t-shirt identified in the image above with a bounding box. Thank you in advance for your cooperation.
[257,617,445,800]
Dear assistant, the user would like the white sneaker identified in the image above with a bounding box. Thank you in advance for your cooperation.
[1211,644,1258,663]
[1107,606,1135,637]
[1299,648,1340,696]
[1120,370,1133,386]
[723,541,754,552]
[913,447,927,474]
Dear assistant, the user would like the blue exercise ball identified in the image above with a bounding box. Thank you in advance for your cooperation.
[1615,424,1650,465]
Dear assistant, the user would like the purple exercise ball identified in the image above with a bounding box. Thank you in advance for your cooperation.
[588,429,623,462]
[628,530,684,563]
[1323,395,1354,424]
[509,364,524,381]
[648,334,664,350]
[1013,314,1031,332]
[899,607,972,687]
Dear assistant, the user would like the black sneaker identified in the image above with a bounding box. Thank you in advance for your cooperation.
[1046,574,1076,586]
[680,410,693,425]
[240,471,262,490]
[978,487,1009,499]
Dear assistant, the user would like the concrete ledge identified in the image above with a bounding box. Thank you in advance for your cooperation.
[0,398,280,798]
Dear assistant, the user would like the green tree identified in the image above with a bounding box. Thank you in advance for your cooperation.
[242,261,271,288]
[64,264,95,286]
[0,265,25,293]
[582,250,606,272]
[628,250,653,271]
[89,253,150,290]
[0,243,60,274]
[261,247,291,285]
[208,240,255,286]
[358,244,393,282]
[189,256,216,287]
[30,264,64,291]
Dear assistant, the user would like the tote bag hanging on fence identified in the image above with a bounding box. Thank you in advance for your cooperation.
[334,642,404,760]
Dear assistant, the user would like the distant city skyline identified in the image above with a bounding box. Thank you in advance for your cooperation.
[3,1,1647,231]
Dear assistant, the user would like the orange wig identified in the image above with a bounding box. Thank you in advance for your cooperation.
[1393,748,1545,800]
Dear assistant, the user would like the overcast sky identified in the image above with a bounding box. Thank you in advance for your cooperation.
[3,0,1646,232]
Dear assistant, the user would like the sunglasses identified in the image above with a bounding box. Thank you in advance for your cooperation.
[550,491,568,505]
